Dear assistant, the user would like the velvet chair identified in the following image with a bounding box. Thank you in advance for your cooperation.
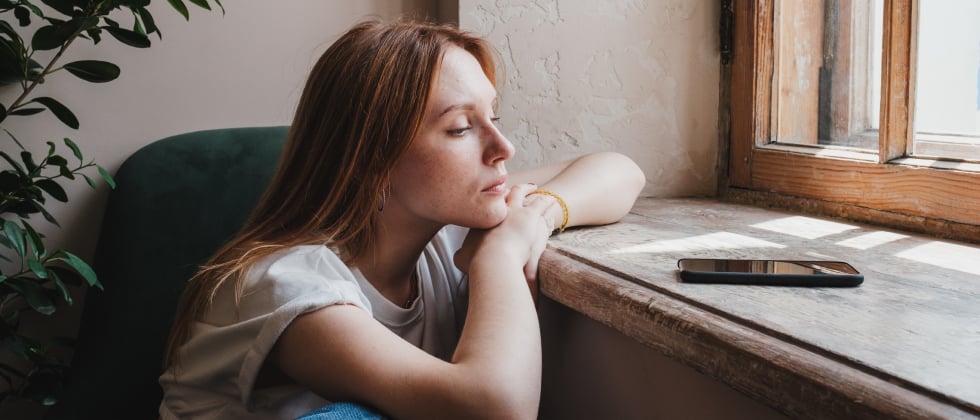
[45,126,288,419]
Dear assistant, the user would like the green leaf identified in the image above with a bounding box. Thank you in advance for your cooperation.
[58,164,74,179]
[0,152,25,178]
[48,266,80,286]
[104,26,150,48]
[48,270,71,305]
[31,22,74,51]
[28,201,59,226]
[20,150,37,173]
[132,13,145,35]
[80,172,94,188]
[20,1,43,17]
[9,107,44,116]
[4,129,25,150]
[35,179,67,202]
[85,27,102,44]
[14,6,31,26]
[187,0,210,10]
[22,221,44,258]
[2,220,25,257]
[63,60,120,83]
[167,0,189,20]
[63,137,82,161]
[39,0,73,16]
[47,155,68,167]
[0,171,18,193]
[97,165,115,189]
[136,8,159,38]
[31,97,78,129]
[0,39,24,85]
[55,251,99,289]
[0,230,15,250]
[6,278,56,315]
[27,258,47,278]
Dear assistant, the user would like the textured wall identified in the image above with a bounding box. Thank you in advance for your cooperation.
[0,1,441,263]
[460,0,720,197]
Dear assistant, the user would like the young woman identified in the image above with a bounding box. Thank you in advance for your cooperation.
[160,19,644,419]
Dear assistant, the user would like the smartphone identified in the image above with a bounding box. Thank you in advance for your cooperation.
[677,258,864,287]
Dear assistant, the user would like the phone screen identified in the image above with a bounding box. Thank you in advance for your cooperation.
[678,259,860,275]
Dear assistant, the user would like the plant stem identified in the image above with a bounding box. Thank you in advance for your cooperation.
[7,36,78,113]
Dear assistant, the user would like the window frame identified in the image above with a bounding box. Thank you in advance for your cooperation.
[725,0,980,243]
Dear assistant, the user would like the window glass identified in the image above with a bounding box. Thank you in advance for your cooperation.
[911,0,980,160]
[770,0,882,151]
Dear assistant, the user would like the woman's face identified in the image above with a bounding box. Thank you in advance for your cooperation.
[389,46,515,230]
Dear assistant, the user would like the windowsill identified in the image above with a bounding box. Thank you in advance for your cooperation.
[538,197,980,418]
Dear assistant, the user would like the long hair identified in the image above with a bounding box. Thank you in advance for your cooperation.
[163,19,497,369]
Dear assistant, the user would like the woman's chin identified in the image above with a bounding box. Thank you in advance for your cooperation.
[464,206,508,229]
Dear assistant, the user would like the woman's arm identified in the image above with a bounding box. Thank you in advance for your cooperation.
[272,184,551,420]
[509,151,645,231]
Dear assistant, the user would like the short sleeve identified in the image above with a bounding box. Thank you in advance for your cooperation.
[230,246,372,406]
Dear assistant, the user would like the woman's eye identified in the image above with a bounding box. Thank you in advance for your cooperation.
[490,117,501,126]
[447,126,471,136]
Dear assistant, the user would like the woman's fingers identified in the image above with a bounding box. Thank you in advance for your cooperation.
[507,183,537,206]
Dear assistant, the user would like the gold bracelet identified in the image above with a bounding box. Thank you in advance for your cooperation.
[529,189,569,233]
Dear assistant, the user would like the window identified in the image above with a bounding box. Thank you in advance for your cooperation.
[726,0,980,243]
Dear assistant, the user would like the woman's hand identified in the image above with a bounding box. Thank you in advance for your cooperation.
[454,183,555,300]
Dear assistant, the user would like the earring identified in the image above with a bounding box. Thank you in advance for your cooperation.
[378,186,388,212]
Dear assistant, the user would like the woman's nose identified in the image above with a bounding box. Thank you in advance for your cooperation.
[483,122,515,165]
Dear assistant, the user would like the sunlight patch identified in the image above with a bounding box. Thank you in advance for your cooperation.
[610,232,785,254]
[836,231,909,250]
[895,241,980,276]
[751,216,859,239]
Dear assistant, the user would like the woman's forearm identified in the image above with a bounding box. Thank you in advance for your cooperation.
[446,241,541,418]
[536,152,645,230]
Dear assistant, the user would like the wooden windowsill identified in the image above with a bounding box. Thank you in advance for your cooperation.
[538,197,980,419]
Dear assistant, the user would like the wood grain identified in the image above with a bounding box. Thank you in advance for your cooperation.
[749,147,980,226]
[728,0,773,186]
[725,0,980,238]
[539,198,980,419]
[878,0,915,162]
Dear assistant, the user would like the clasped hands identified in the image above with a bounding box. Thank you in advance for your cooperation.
[453,183,559,304]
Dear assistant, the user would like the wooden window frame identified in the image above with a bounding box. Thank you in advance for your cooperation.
[724,0,980,243]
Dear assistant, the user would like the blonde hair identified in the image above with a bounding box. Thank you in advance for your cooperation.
[163,19,497,369]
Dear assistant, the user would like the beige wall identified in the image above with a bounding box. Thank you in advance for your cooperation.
[460,0,720,198]
[4,0,719,264]
[1,1,443,262]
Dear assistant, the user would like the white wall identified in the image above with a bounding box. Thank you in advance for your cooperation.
[459,0,720,198]
[1,1,442,263]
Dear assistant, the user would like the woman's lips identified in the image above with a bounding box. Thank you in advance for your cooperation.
[482,177,508,193]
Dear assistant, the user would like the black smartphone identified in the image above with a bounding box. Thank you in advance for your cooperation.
[677,258,864,287]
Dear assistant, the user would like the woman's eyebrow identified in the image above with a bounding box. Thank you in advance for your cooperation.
[438,103,475,118]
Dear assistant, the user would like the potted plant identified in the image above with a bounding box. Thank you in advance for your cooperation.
[0,0,221,411]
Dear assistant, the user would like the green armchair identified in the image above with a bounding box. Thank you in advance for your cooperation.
[45,126,288,419]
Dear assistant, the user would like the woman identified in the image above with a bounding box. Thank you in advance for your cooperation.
[160,19,644,419]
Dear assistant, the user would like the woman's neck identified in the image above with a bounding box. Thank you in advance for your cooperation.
[355,205,443,305]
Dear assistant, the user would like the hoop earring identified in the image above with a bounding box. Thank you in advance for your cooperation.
[378,186,388,212]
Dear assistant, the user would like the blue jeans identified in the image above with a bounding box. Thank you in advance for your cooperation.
[296,402,388,420]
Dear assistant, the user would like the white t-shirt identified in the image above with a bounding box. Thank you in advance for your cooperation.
[159,226,469,419]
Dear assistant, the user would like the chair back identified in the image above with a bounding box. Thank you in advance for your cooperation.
[46,126,288,419]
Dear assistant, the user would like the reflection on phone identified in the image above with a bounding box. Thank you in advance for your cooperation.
[681,259,860,275]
